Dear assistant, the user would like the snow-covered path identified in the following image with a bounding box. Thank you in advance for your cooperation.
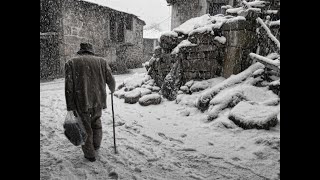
[40,68,280,180]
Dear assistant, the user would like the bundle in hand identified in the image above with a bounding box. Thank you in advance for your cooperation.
[63,111,87,146]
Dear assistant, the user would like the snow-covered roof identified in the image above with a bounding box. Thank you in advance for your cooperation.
[80,0,146,25]
[143,28,162,39]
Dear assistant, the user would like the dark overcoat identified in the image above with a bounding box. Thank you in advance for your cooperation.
[65,54,115,112]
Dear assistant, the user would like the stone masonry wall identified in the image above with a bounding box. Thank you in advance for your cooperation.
[62,0,145,69]
[40,33,61,80]
[40,0,64,80]
[40,0,145,80]
[147,14,259,100]
[62,0,112,61]
[220,17,257,77]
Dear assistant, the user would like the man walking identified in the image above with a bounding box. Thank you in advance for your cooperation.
[65,42,116,162]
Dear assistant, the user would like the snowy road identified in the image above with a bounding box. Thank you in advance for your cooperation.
[40,68,280,180]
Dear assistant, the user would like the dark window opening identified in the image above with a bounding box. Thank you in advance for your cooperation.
[110,15,117,42]
[208,2,225,15]
[117,16,125,43]
[125,15,133,30]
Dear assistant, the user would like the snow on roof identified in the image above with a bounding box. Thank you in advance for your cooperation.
[143,28,163,39]
[81,0,145,24]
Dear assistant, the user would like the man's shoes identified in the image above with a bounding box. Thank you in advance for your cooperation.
[85,156,96,162]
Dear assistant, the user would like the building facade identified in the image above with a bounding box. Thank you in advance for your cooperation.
[166,0,235,29]
[40,0,145,80]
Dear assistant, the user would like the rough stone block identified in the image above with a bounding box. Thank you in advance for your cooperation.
[139,94,162,106]
[222,46,242,78]
[221,18,248,31]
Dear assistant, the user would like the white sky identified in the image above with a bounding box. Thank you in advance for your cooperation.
[83,0,171,31]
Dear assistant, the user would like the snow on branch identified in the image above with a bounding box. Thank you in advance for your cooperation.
[226,7,244,14]
[196,62,265,111]
[247,0,268,8]
[269,20,280,27]
[257,17,280,50]
[249,53,280,73]
[266,10,278,14]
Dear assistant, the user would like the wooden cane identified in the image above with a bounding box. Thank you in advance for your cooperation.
[111,93,117,154]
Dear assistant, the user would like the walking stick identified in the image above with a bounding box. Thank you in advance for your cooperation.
[111,93,117,154]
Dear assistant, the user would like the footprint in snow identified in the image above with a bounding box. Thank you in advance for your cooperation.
[158,132,167,140]
[108,171,118,179]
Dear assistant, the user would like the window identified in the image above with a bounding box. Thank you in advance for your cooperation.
[110,13,125,43]
[117,15,125,43]
[110,14,117,42]
[208,2,225,15]
[125,15,133,30]
[117,20,125,43]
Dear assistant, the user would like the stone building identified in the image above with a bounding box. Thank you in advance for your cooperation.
[143,28,161,62]
[166,0,236,29]
[40,0,145,80]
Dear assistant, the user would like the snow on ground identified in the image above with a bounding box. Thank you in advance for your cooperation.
[40,68,280,180]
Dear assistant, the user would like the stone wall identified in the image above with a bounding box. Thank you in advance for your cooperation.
[40,0,145,80]
[62,0,110,61]
[170,0,207,29]
[40,33,61,80]
[146,12,260,100]
[169,0,234,29]
[179,44,224,84]
[148,18,256,88]
[143,38,159,62]
[220,17,257,77]
[40,0,65,80]
[40,0,63,33]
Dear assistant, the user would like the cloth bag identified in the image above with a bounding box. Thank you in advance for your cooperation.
[63,111,87,146]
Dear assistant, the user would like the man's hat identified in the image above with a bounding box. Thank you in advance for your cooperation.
[77,42,94,55]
